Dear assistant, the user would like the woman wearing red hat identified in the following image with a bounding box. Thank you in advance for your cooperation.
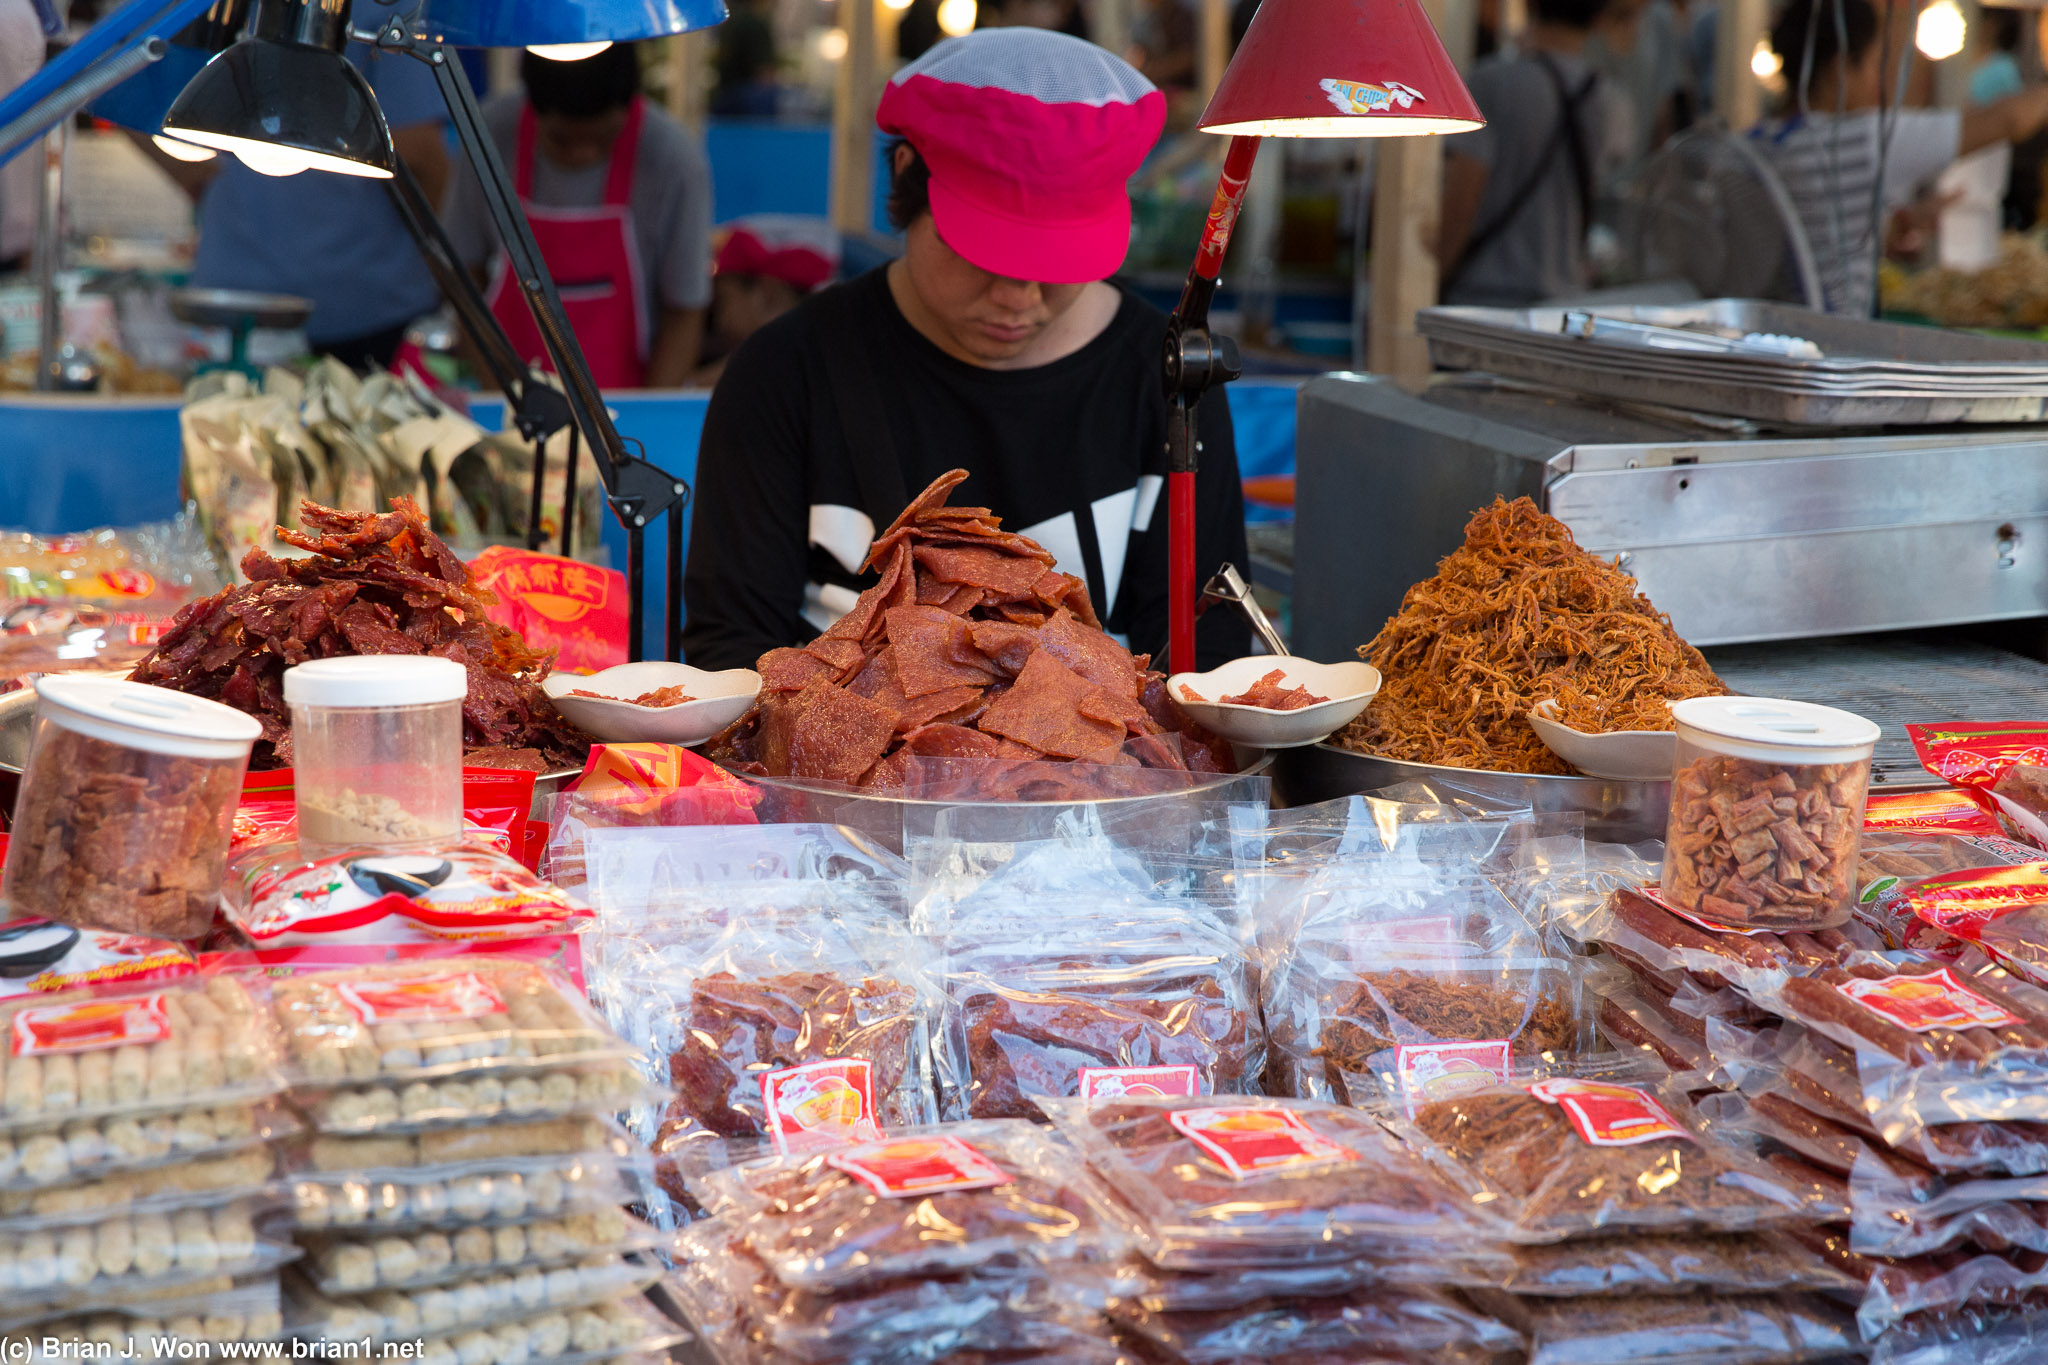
[681,27,1250,671]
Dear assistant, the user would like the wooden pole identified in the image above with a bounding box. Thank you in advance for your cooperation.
[1716,0,1768,129]
[1196,0,1228,106]
[831,0,881,234]
[1092,0,1135,57]
[665,32,710,129]
[1366,0,1458,381]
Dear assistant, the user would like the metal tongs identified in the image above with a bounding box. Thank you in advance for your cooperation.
[1197,563,1289,658]
[1560,312,1823,360]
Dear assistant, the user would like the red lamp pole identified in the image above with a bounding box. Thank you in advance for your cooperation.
[1165,132,1261,677]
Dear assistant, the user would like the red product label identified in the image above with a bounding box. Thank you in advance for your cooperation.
[1528,1078,1694,1147]
[1076,1064,1201,1102]
[825,1136,1013,1198]
[334,971,507,1023]
[1898,862,2048,937]
[1908,723,2048,789]
[1636,885,1781,938]
[1835,969,2023,1033]
[760,1059,883,1153]
[1865,789,2006,838]
[12,992,171,1055]
[1168,1106,1360,1180]
[1394,1040,1512,1120]
[91,569,156,598]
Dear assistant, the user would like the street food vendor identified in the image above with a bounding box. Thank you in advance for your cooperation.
[680,27,1251,671]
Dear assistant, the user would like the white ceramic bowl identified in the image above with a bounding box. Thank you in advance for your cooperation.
[1527,700,1677,780]
[542,662,760,746]
[1167,656,1380,750]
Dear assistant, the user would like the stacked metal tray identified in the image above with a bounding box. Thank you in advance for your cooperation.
[1418,300,2048,426]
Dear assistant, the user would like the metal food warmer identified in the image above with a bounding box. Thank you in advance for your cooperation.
[1281,359,2048,818]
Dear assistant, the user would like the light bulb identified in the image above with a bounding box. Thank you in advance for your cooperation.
[1917,0,1967,60]
[526,41,613,61]
[819,27,849,59]
[152,134,216,163]
[228,142,316,176]
[936,0,975,36]
[1751,40,1782,78]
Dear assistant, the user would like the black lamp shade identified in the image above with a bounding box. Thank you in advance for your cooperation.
[163,38,396,178]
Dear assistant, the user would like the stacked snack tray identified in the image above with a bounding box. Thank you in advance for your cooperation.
[1033,1093,1526,1362]
[1573,865,2048,1346]
[263,954,675,1357]
[0,1277,284,1361]
[673,1119,1140,1363]
[0,975,294,1329]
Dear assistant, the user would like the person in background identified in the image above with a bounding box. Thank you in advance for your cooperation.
[441,45,712,389]
[712,0,779,116]
[1971,7,2042,228]
[142,41,447,369]
[683,28,1249,672]
[0,0,42,274]
[1439,0,1615,305]
[1585,0,1690,173]
[1756,0,2048,314]
[691,215,839,386]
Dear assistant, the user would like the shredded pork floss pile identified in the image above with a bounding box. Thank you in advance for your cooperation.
[131,497,588,769]
[1337,497,1725,774]
[710,469,1235,789]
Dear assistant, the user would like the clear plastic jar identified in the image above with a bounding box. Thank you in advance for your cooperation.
[285,656,467,855]
[3,677,261,939]
[1662,696,1881,931]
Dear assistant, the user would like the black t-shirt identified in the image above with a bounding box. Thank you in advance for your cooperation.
[680,266,1251,671]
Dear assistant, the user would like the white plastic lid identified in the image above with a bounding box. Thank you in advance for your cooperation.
[1669,696,1881,765]
[284,656,469,709]
[34,676,263,759]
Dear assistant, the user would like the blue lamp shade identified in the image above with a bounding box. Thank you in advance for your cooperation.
[414,0,726,48]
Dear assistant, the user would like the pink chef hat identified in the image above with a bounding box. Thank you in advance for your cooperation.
[876,28,1166,285]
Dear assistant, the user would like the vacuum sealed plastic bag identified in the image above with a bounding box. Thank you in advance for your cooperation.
[0,1277,284,1360]
[1403,1067,1831,1239]
[1496,1232,1859,1296]
[289,1139,639,1232]
[288,1254,664,1344]
[1564,887,1883,992]
[590,882,935,1194]
[1036,1093,1495,1268]
[1258,818,1586,1109]
[301,1207,661,1294]
[1908,722,2048,848]
[1465,1289,1861,1365]
[1754,952,2048,1132]
[573,822,908,918]
[0,1099,289,1194]
[1107,1282,1523,1363]
[301,1116,626,1173]
[0,1191,292,1312]
[923,839,1257,1120]
[687,1119,1131,1292]
[0,975,283,1133]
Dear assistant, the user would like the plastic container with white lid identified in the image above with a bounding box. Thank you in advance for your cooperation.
[3,677,262,940]
[285,656,467,856]
[1661,696,1881,931]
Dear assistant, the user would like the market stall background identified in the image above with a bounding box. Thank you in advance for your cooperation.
[0,381,1304,661]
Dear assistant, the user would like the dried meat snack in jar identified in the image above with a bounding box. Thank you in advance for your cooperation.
[4,678,261,941]
[1036,1093,1495,1268]
[1662,697,1879,931]
[1404,1069,1828,1238]
[685,1119,1132,1292]
[1464,1289,1861,1365]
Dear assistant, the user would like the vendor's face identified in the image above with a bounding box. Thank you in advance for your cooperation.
[534,108,629,171]
[897,215,1091,367]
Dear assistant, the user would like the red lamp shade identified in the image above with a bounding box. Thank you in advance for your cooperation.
[1197,0,1484,137]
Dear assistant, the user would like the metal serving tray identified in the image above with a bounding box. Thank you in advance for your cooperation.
[1420,301,2048,426]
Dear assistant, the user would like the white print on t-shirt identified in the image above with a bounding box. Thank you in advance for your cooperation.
[802,481,1155,635]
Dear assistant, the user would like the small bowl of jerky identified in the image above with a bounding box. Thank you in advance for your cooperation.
[1169,656,1380,749]
[542,662,760,746]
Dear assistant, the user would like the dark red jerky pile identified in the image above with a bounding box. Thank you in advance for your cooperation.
[131,498,588,769]
[708,470,1234,791]
[1607,887,1871,987]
